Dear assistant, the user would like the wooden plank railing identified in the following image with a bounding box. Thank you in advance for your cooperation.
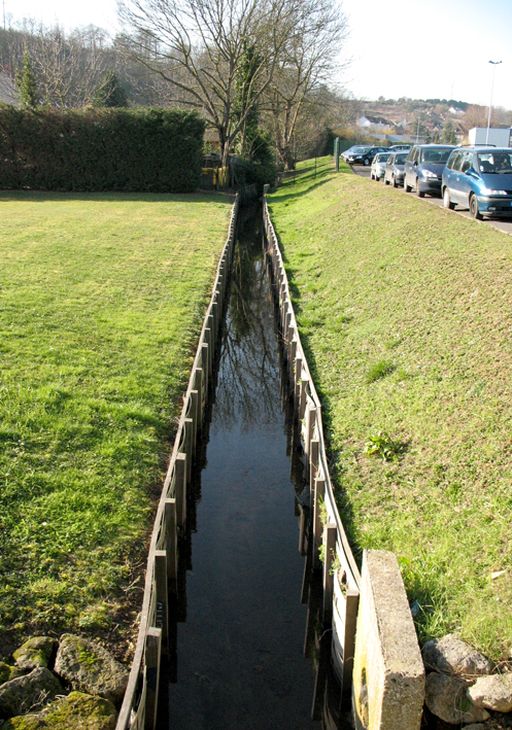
[116,195,239,730]
[263,199,361,696]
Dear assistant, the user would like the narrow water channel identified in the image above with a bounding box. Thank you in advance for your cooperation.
[164,203,322,729]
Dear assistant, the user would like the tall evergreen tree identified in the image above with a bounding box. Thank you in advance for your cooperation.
[93,70,128,107]
[17,50,38,109]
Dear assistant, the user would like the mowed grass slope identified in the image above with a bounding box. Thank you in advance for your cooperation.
[0,192,232,652]
[269,160,512,660]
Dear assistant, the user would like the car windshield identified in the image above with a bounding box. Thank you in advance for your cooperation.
[477,151,512,174]
[395,153,407,164]
[351,147,369,153]
[376,153,390,161]
[421,148,453,163]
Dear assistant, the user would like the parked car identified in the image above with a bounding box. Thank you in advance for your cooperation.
[383,151,408,187]
[442,146,512,219]
[403,144,455,197]
[341,145,359,161]
[370,152,392,180]
[389,144,411,152]
[346,145,386,166]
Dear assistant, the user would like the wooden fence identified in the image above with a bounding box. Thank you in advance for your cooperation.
[115,195,239,730]
[263,198,361,698]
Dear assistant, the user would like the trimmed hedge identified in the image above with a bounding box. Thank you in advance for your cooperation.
[0,107,205,192]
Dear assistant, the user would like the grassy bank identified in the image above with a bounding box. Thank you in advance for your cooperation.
[269,159,512,660]
[0,191,232,654]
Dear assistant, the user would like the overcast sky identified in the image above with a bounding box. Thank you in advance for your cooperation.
[3,0,512,110]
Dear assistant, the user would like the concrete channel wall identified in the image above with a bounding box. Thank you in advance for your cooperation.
[115,196,239,730]
[263,198,425,730]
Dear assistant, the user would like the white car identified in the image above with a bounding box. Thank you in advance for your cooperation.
[370,152,391,181]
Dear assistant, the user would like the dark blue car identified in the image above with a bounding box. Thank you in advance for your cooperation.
[404,144,455,197]
[442,146,512,219]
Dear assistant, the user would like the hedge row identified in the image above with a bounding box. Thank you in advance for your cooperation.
[0,107,205,192]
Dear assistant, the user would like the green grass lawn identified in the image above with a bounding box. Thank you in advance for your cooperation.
[269,159,512,661]
[0,191,232,655]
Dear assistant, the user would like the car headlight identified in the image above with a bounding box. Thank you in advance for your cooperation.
[422,170,438,179]
[480,187,509,196]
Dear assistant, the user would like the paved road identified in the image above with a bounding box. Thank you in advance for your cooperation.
[351,164,512,236]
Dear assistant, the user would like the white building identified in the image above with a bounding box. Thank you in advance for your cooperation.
[468,127,512,147]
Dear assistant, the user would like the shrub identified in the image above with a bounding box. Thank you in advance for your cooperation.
[0,107,205,192]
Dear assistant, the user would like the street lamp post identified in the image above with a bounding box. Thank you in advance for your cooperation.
[486,59,502,144]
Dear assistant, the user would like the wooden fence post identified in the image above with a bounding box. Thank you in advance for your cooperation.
[164,498,178,591]
[313,476,326,569]
[144,627,162,730]
[190,390,199,446]
[184,417,193,482]
[201,344,210,398]
[309,439,319,499]
[175,453,187,529]
[154,551,169,653]
[322,524,337,623]
[194,367,203,421]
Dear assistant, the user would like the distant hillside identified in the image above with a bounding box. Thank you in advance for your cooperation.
[337,97,512,145]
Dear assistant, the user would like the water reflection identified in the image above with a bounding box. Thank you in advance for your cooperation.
[213,208,281,430]
[163,203,349,729]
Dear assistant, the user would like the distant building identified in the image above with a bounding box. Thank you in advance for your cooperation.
[468,127,512,147]
[357,114,395,130]
[0,71,19,106]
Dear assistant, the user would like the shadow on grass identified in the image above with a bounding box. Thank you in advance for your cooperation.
[270,176,332,204]
[274,234,363,565]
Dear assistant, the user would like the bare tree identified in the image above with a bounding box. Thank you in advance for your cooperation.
[265,0,347,169]
[30,25,109,107]
[289,84,349,161]
[117,0,303,165]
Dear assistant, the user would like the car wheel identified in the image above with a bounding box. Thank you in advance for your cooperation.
[384,177,390,186]
[469,194,483,220]
[416,178,425,197]
[392,176,398,188]
[443,187,455,210]
[363,158,370,166]
[404,176,412,193]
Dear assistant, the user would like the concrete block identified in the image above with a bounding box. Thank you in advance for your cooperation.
[352,550,424,730]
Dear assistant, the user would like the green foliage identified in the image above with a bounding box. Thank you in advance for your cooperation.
[93,71,128,107]
[366,359,396,383]
[232,129,277,190]
[441,120,457,144]
[364,431,405,462]
[16,51,38,109]
[233,42,262,159]
[0,107,204,192]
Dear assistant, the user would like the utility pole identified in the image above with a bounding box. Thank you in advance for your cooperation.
[486,60,502,144]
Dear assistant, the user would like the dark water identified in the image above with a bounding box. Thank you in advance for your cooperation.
[164,204,324,729]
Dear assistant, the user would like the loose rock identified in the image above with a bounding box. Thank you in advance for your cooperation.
[2,691,117,729]
[13,638,58,672]
[0,663,24,685]
[54,635,128,706]
[0,667,62,718]
[422,634,493,677]
[468,673,512,713]
[425,672,490,725]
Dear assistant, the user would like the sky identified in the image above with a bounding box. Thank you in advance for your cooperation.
[3,0,512,110]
